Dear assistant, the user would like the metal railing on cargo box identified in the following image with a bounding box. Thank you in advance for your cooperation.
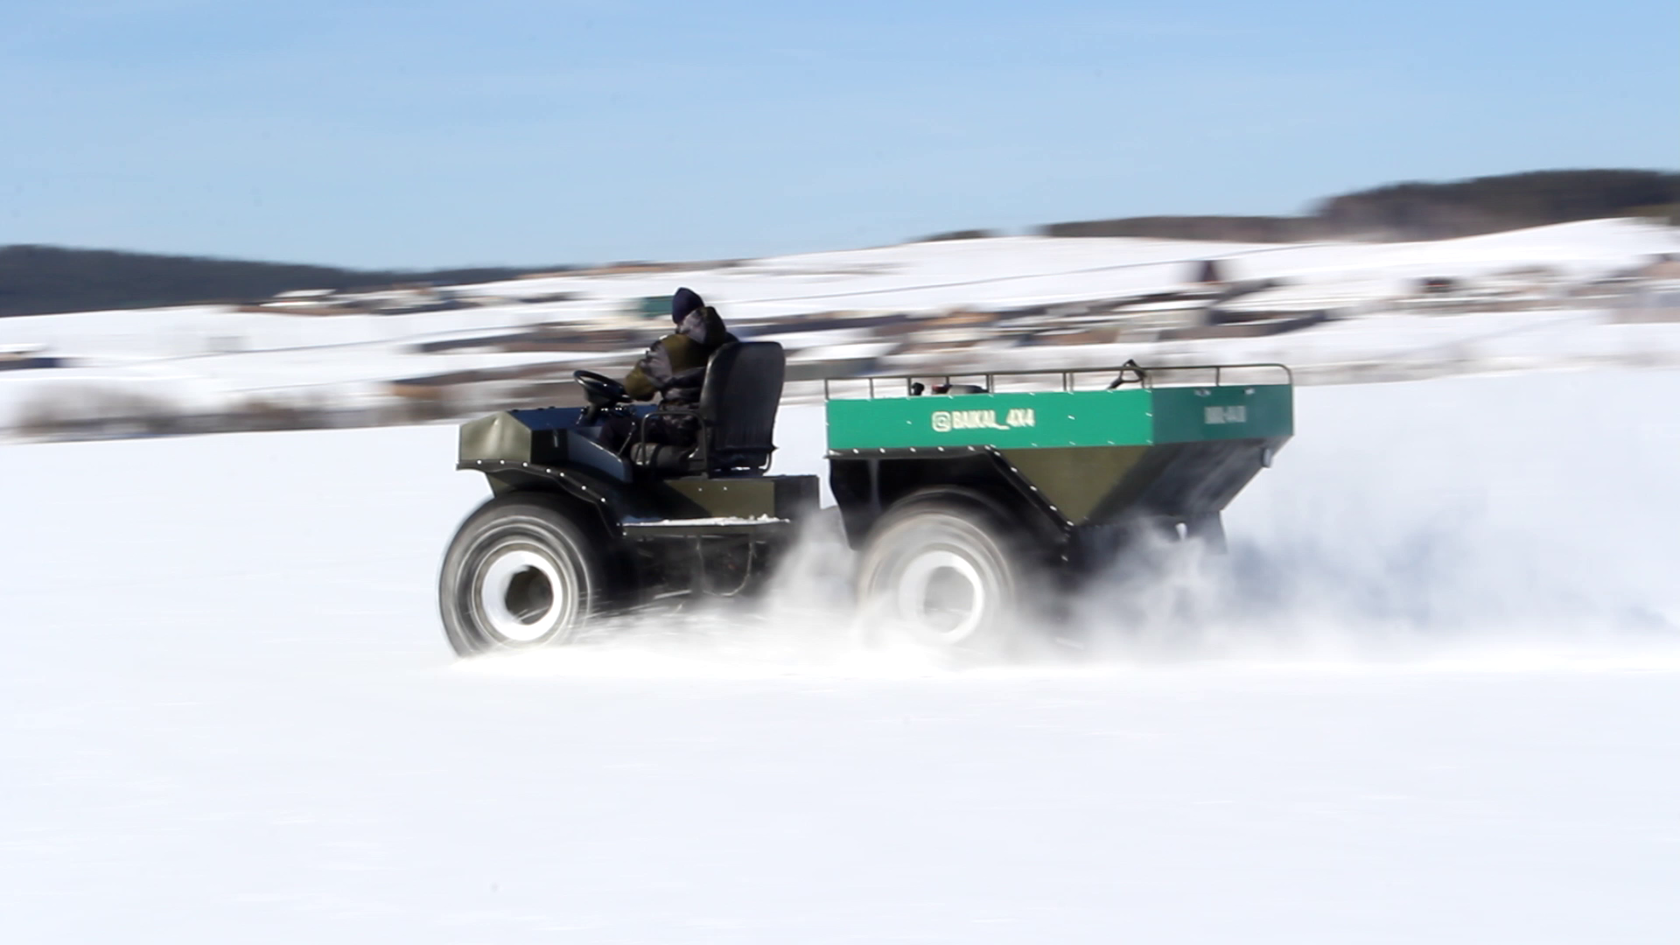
[820,362,1293,400]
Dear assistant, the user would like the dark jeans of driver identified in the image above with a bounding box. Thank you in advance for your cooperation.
[600,411,698,457]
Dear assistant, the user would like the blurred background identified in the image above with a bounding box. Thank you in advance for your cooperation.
[1,1,1676,439]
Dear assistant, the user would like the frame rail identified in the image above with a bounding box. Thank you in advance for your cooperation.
[821,362,1293,400]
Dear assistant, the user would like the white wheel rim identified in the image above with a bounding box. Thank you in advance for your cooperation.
[895,548,986,642]
[477,547,568,643]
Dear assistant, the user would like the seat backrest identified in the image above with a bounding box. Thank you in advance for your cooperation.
[698,342,784,474]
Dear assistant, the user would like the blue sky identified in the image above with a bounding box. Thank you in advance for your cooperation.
[2,0,1675,268]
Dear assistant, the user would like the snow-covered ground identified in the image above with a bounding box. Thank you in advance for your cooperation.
[3,367,1678,942]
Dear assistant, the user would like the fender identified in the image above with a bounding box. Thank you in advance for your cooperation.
[458,458,633,538]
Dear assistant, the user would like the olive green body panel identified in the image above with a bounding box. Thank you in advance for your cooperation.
[998,446,1148,523]
[459,411,537,463]
[457,407,818,528]
[653,476,819,521]
[1086,437,1286,522]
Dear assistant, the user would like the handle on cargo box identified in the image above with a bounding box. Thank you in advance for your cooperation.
[1105,359,1147,390]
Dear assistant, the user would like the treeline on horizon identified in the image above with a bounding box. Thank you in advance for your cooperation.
[2,168,1676,319]
[1032,169,1678,242]
[0,248,550,319]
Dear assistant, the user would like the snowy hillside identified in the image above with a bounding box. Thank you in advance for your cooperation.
[3,367,1677,942]
[3,219,1678,436]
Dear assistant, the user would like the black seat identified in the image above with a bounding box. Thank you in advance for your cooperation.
[697,342,784,474]
[631,342,784,477]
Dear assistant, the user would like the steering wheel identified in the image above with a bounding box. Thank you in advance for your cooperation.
[574,370,629,421]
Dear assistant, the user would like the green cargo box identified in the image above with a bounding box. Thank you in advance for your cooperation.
[824,365,1292,546]
[827,384,1292,451]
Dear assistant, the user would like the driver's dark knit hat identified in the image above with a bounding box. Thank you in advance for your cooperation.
[671,287,704,324]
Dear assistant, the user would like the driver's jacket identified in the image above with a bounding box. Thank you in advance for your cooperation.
[624,305,736,406]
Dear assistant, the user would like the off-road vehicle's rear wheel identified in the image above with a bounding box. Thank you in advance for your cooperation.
[855,494,1026,656]
[439,494,601,656]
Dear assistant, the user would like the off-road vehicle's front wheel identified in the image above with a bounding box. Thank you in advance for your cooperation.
[855,493,1027,656]
[439,494,602,656]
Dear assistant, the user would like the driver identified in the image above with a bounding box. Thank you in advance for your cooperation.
[604,287,737,453]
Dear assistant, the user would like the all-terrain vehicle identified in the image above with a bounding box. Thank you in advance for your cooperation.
[438,342,1293,656]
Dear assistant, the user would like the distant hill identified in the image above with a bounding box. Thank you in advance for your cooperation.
[1042,169,1679,242]
[6,169,1676,318]
[0,246,553,318]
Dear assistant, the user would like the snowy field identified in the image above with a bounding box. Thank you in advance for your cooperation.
[4,368,1680,942]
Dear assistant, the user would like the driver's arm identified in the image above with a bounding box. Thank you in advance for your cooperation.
[624,338,672,401]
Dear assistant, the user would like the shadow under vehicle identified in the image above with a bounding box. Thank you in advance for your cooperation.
[439,344,1293,656]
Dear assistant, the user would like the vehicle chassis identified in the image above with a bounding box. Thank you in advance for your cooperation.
[440,361,1293,655]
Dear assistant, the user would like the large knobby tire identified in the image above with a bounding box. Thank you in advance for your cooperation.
[439,494,602,656]
[855,496,1026,656]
